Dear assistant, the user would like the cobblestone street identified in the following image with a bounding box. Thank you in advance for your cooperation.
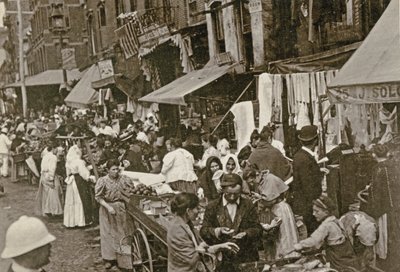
[0,178,105,272]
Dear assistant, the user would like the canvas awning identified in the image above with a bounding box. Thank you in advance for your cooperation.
[91,74,136,98]
[64,64,101,108]
[268,42,361,74]
[5,69,81,88]
[327,0,400,104]
[138,63,242,105]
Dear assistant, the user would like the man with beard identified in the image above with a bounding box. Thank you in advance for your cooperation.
[1,216,56,272]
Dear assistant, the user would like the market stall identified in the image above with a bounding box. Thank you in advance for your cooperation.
[121,171,336,272]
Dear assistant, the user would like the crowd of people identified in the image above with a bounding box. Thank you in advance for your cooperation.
[0,103,399,272]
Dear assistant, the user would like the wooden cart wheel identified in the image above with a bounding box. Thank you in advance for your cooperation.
[131,228,153,272]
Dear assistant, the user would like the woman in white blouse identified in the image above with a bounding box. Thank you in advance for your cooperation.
[161,138,197,193]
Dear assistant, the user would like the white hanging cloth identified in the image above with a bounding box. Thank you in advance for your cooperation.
[258,73,274,130]
[230,101,256,151]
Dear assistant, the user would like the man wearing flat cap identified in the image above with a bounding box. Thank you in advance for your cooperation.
[1,216,56,272]
[200,173,261,272]
[289,125,326,234]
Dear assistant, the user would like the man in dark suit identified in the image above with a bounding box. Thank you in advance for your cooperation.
[200,174,262,272]
[247,126,292,181]
[1,216,55,272]
[290,125,326,234]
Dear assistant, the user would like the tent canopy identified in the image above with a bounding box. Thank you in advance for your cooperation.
[328,0,400,104]
[5,69,81,88]
[64,64,100,108]
[138,63,241,105]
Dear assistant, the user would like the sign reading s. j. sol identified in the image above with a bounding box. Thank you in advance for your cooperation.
[328,83,400,104]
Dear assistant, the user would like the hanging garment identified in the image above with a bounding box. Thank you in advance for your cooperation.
[376,214,388,259]
[230,101,256,151]
[126,97,135,113]
[273,75,283,123]
[258,73,274,130]
[285,74,296,118]
[293,73,310,103]
[296,103,311,130]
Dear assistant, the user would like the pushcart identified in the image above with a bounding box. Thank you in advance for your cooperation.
[124,171,172,272]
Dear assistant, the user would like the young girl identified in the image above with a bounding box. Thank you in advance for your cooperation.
[257,172,299,260]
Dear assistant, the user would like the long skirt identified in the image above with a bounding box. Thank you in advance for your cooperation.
[64,175,86,227]
[169,180,197,194]
[74,174,93,225]
[0,154,8,177]
[40,176,63,216]
[99,201,127,261]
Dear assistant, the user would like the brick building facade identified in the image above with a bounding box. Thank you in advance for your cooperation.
[26,0,89,76]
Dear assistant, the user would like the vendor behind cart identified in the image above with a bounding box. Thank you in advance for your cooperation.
[294,195,361,272]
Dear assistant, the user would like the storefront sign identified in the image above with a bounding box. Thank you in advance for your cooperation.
[61,48,77,70]
[328,83,400,104]
[249,0,262,13]
[138,25,170,49]
[98,60,114,79]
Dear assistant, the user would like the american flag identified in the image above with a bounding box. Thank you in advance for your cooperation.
[115,21,139,59]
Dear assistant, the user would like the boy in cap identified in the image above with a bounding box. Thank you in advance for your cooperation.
[200,173,261,272]
[1,216,56,272]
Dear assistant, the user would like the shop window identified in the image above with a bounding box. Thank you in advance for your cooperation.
[189,0,197,14]
[240,1,251,34]
[98,4,106,27]
[211,1,224,41]
[130,0,137,11]
[145,0,153,10]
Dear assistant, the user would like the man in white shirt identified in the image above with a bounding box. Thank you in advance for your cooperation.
[1,216,56,272]
[0,127,13,177]
[98,120,117,138]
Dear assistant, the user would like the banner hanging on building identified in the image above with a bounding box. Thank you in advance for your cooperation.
[115,20,140,59]
[61,48,77,70]
[115,11,171,59]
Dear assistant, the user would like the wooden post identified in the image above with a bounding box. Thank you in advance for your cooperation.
[84,139,99,180]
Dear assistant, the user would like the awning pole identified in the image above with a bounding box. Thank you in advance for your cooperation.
[211,78,255,135]
[18,0,28,117]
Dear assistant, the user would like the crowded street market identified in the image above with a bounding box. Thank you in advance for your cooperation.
[0,0,399,271]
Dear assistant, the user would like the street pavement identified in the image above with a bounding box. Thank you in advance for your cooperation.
[0,178,106,271]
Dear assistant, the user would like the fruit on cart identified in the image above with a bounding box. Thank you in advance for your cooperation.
[130,183,157,196]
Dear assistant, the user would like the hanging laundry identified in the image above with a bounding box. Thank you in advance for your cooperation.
[285,74,296,118]
[258,73,274,130]
[292,73,310,103]
[230,101,256,151]
[345,104,370,147]
[272,75,283,123]
[104,88,113,101]
[379,106,397,144]
[126,97,135,113]
[296,102,311,130]
[98,89,105,105]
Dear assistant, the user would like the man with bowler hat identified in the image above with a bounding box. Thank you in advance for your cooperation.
[289,125,327,234]
[200,173,261,272]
